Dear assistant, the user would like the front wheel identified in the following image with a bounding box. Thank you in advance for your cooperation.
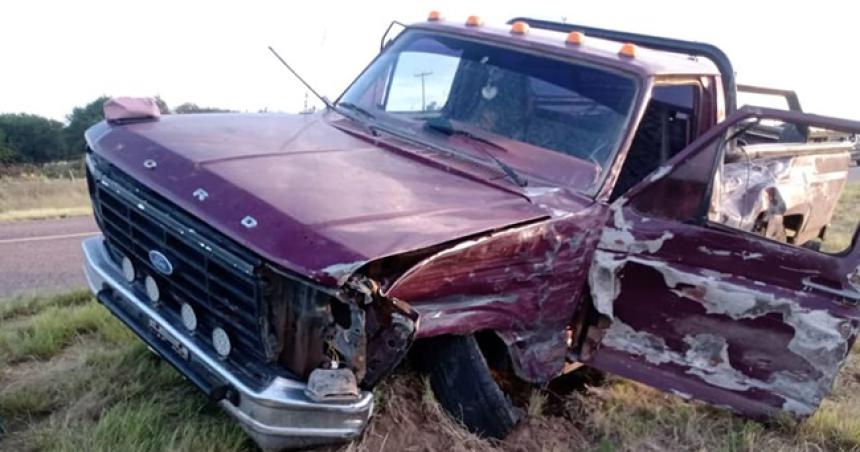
[417,334,520,439]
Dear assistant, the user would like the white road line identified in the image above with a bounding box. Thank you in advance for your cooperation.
[0,231,100,245]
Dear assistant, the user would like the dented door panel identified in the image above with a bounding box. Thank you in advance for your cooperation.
[588,210,860,416]
[586,107,860,418]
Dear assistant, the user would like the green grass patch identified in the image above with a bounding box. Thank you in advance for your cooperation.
[821,181,860,253]
[0,301,117,361]
[0,295,253,451]
[36,397,249,452]
[3,290,860,452]
[0,290,92,321]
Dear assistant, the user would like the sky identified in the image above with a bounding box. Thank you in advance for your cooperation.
[2,0,859,122]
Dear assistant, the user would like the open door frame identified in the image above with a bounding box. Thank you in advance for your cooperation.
[584,106,860,418]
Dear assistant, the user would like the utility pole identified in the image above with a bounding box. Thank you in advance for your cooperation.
[414,71,433,111]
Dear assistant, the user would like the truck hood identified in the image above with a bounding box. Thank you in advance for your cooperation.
[85,112,550,285]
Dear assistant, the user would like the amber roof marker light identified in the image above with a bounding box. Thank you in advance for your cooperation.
[619,42,638,58]
[510,21,530,34]
[466,15,483,26]
[427,10,442,21]
[566,31,585,45]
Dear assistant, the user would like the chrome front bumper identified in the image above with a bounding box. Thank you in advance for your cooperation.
[82,236,373,450]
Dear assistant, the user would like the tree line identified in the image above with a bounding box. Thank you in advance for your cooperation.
[0,97,233,164]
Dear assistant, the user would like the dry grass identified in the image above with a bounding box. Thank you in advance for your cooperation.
[821,181,860,253]
[3,293,860,452]
[0,176,90,221]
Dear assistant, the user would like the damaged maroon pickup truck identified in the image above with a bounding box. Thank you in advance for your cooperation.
[82,15,860,449]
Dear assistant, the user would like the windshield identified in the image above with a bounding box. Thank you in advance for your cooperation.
[339,30,638,193]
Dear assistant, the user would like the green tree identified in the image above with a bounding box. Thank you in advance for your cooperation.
[154,96,171,114]
[0,113,67,163]
[64,96,109,155]
[0,129,16,163]
[174,103,233,114]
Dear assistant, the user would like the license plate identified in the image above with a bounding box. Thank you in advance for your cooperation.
[148,319,190,360]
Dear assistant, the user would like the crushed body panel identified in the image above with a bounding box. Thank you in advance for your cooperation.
[386,191,606,382]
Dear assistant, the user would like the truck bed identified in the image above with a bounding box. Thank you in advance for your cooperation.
[715,141,852,245]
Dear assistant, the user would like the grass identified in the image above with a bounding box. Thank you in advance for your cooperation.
[3,292,860,452]
[821,181,860,253]
[0,293,251,451]
[0,175,90,221]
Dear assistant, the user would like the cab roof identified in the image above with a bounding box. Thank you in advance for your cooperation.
[410,19,721,79]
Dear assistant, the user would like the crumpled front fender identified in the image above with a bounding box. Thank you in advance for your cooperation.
[383,205,607,383]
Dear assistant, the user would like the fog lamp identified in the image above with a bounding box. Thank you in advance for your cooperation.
[144,275,160,303]
[212,327,231,358]
[180,303,197,331]
[121,256,136,282]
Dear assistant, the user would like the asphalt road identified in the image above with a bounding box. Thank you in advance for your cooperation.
[0,216,99,300]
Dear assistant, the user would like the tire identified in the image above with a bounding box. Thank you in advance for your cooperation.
[802,240,822,252]
[417,335,520,439]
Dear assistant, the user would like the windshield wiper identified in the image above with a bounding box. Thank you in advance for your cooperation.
[337,101,377,122]
[424,119,528,187]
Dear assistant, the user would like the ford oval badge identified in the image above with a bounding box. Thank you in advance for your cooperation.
[148,250,174,276]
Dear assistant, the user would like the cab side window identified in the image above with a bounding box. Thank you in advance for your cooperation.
[611,84,700,201]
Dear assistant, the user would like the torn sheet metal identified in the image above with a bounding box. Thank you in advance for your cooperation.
[588,250,859,416]
[385,200,608,383]
[340,276,419,388]
[599,201,673,254]
[322,261,368,286]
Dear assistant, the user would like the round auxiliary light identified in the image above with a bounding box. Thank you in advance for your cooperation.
[619,42,638,58]
[566,31,585,45]
[427,10,442,21]
[121,256,136,282]
[212,327,232,358]
[144,275,160,303]
[180,303,198,331]
[465,15,483,27]
[510,21,529,35]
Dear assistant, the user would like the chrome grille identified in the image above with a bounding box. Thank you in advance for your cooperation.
[87,156,273,368]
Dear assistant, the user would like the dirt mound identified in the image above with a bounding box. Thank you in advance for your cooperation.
[333,373,587,452]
